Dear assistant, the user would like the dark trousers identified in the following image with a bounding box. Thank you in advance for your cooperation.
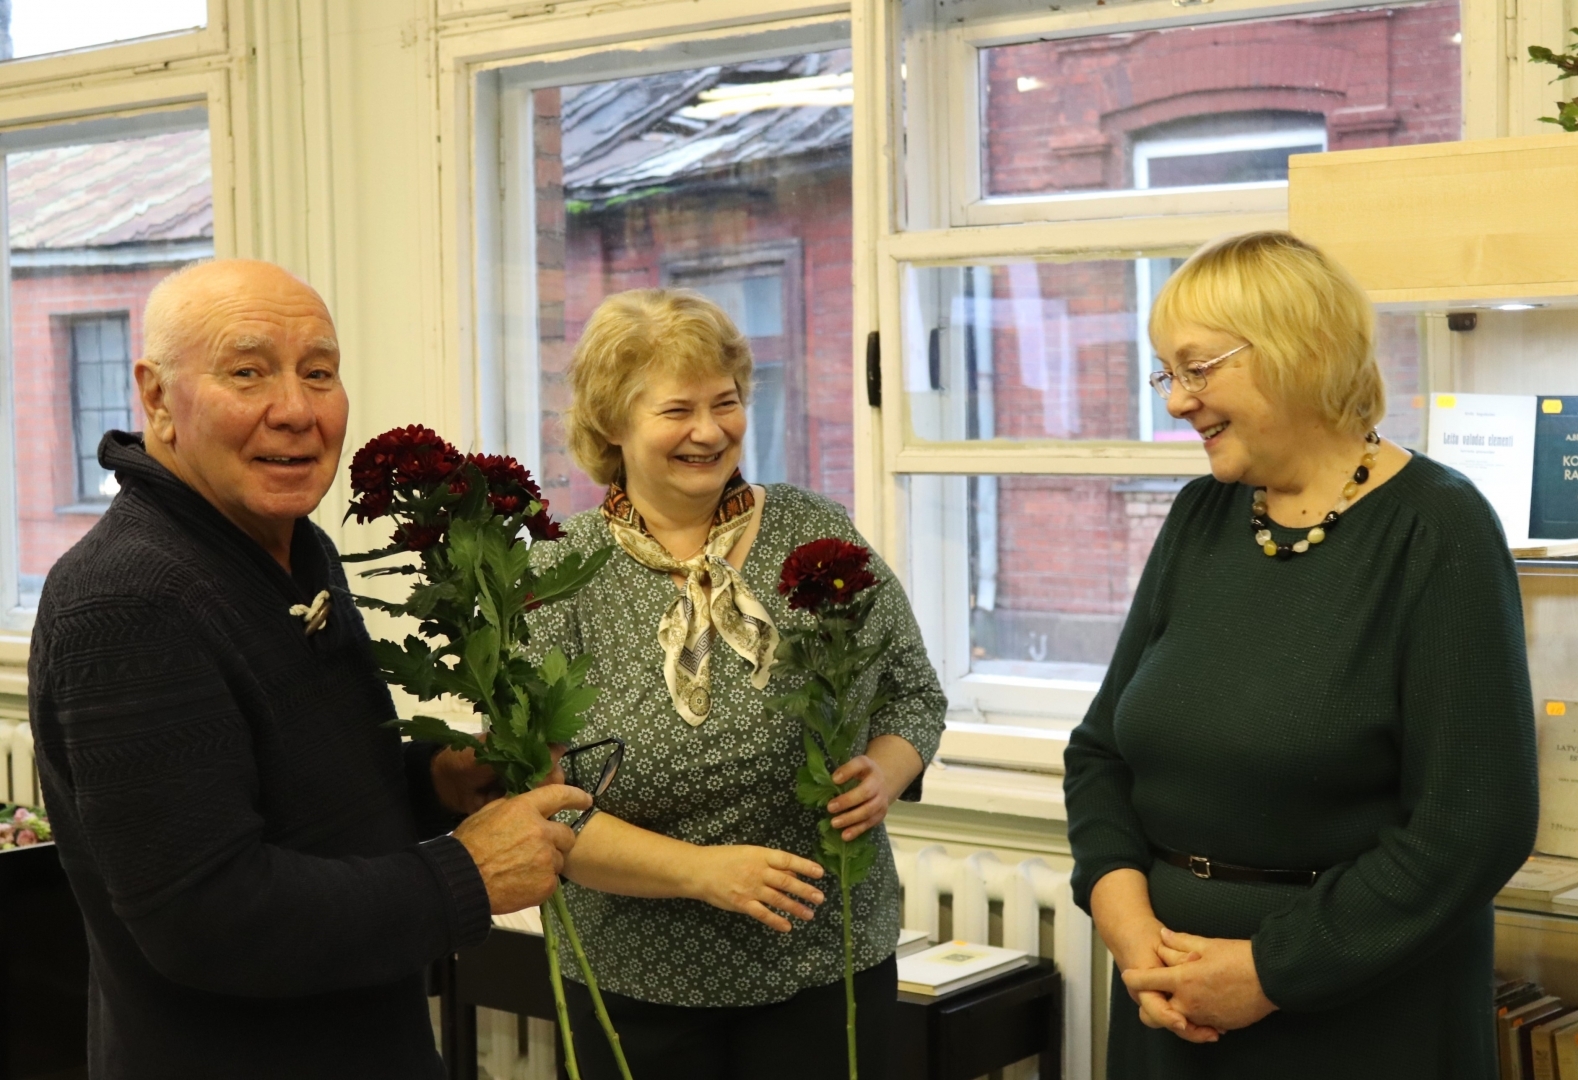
[563,954,897,1080]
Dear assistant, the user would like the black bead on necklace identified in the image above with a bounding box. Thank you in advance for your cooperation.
[1250,430,1381,560]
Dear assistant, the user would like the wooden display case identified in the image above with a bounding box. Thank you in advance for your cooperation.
[1288,133,1578,307]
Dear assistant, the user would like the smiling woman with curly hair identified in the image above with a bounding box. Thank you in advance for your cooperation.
[523,287,946,1080]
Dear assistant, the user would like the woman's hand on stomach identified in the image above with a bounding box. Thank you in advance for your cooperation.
[1091,869,1222,1043]
[1122,928,1277,1033]
[688,845,827,933]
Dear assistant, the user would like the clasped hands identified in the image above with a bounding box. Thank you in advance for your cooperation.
[1119,926,1277,1043]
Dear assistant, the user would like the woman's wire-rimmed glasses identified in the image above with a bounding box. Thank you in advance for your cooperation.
[561,737,625,834]
[1148,342,1250,399]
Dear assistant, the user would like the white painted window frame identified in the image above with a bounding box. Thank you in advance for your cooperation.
[431,0,1533,789]
[873,0,1501,776]
[0,0,245,632]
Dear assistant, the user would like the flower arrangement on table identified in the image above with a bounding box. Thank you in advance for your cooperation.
[0,805,49,850]
[769,538,895,1080]
[343,425,630,1080]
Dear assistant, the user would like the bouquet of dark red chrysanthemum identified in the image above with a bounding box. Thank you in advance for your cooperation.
[344,425,630,1080]
[770,538,894,1080]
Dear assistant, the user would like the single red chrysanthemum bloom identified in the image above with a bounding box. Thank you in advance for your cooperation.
[348,425,463,522]
[393,523,446,552]
[778,538,878,612]
[466,452,549,518]
[524,505,565,542]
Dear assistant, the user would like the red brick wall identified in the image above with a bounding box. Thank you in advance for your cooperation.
[11,266,165,582]
[983,1,1461,195]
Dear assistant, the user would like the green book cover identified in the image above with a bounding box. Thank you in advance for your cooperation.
[1530,397,1578,540]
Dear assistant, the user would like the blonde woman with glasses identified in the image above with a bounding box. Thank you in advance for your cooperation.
[1064,231,1537,1078]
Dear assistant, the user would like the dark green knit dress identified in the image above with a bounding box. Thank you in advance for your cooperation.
[1064,454,1538,1079]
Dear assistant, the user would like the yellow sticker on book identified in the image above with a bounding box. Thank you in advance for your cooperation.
[1543,399,1565,414]
[1551,701,1570,716]
[1436,394,1457,408]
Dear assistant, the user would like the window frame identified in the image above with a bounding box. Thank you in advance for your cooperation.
[663,242,809,486]
[0,2,242,631]
[875,0,1482,737]
[449,6,855,466]
[0,0,225,93]
[437,0,1518,778]
[66,311,134,506]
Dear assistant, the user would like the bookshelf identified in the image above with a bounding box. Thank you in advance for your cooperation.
[1291,141,1578,1039]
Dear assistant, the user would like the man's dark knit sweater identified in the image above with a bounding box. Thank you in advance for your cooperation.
[28,432,493,1079]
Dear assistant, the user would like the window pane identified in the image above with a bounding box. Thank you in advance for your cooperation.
[6,0,207,62]
[71,314,133,502]
[9,125,214,609]
[971,475,1189,681]
[907,259,1166,442]
[530,50,854,516]
[980,2,1461,199]
[907,259,1427,448]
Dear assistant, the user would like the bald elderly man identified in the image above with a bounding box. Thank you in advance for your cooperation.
[27,260,591,1079]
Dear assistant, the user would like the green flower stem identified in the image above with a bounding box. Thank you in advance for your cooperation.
[462,654,510,732]
[842,847,857,1080]
[550,889,635,1080]
[542,896,582,1080]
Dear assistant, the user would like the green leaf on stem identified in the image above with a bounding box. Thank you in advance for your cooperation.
[370,635,446,700]
[462,625,502,701]
[529,546,615,608]
[386,714,484,753]
[526,648,600,746]
[818,819,877,888]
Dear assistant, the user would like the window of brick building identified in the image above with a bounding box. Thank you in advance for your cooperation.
[977,2,1462,202]
[3,115,213,610]
[479,46,853,518]
[68,314,133,504]
[4,0,207,63]
[892,0,1457,726]
[665,245,805,486]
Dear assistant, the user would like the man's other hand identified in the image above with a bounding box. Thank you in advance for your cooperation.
[451,786,593,914]
[434,745,569,814]
[431,747,503,814]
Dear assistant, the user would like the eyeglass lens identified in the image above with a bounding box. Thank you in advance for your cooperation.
[567,740,623,798]
[1149,366,1207,399]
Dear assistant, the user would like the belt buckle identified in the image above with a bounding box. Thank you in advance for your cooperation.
[1188,855,1212,880]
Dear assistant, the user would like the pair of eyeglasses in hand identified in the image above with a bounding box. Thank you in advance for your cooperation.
[560,737,624,834]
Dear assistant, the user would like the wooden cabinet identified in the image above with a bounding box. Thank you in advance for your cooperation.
[1289,134,1578,307]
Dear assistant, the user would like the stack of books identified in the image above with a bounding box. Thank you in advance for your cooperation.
[1496,978,1578,1079]
[1502,855,1578,903]
[896,940,1031,997]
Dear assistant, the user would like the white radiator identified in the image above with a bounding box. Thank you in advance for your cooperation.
[892,846,1095,1080]
[1,719,37,807]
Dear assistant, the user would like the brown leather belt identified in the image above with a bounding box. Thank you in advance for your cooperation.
[1155,848,1322,887]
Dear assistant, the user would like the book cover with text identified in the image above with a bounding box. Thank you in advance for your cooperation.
[1427,393,1538,545]
[1530,396,1578,540]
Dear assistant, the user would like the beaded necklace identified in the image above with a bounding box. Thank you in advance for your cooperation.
[1251,430,1381,559]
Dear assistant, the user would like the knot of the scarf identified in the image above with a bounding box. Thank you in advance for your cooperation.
[601,474,778,726]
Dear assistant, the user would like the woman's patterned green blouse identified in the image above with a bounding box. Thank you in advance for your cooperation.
[525,484,946,1007]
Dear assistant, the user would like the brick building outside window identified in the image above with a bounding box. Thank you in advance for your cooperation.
[6,127,213,606]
